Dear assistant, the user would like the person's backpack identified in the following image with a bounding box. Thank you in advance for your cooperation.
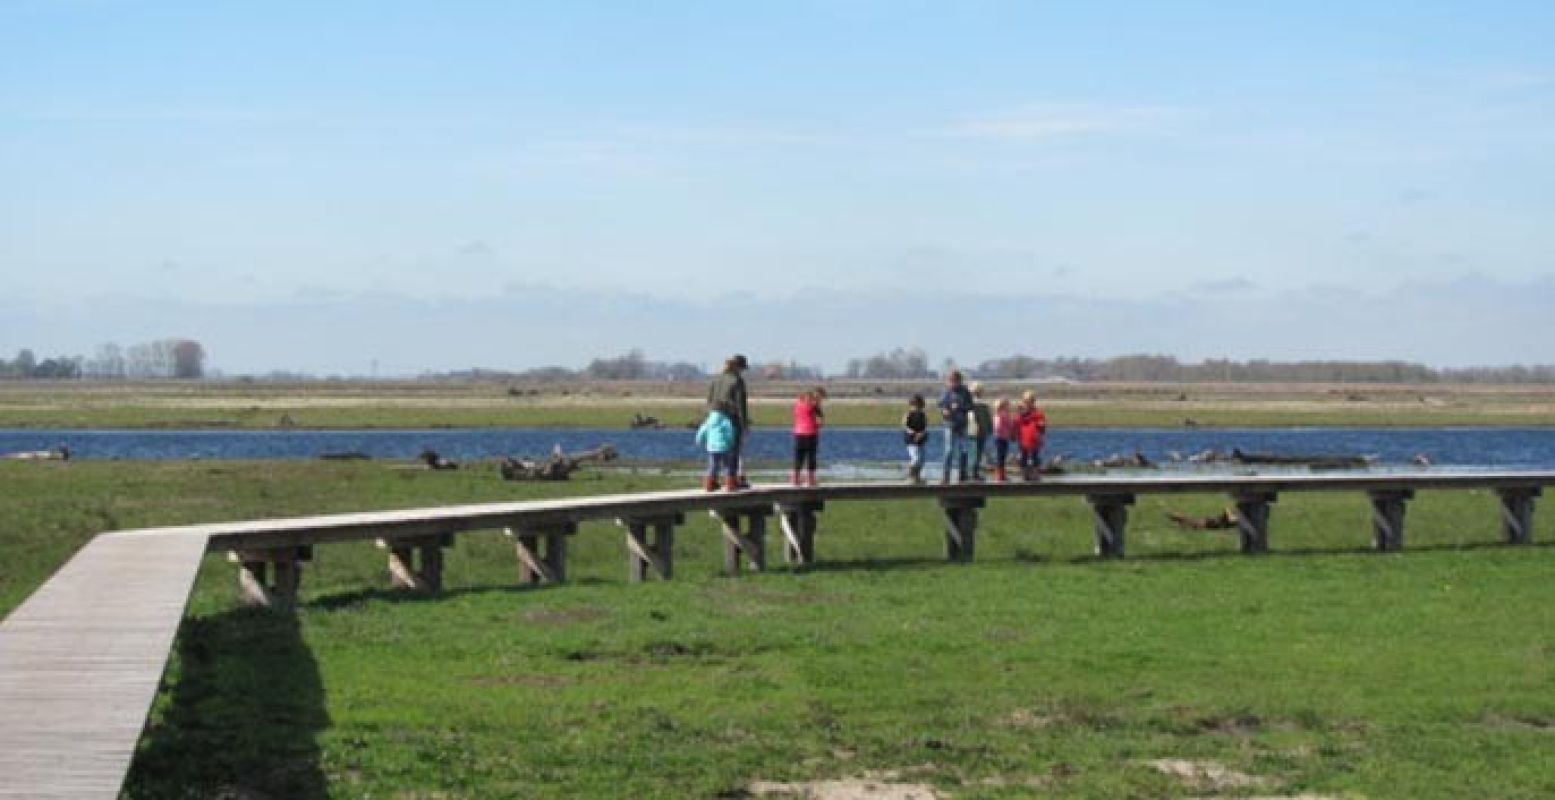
[970,402,993,438]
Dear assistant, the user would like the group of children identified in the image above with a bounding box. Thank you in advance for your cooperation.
[904,373,1047,484]
[695,375,1046,490]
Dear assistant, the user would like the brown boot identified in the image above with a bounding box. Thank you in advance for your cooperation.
[702,476,717,492]
[994,465,1006,483]
[724,475,741,492]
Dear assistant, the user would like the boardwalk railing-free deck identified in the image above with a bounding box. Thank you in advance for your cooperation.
[2,471,1551,798]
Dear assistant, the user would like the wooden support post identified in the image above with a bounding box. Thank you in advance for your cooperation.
[1086,494,1135,558]
[712,507,769,575]
[1496,487,1541,545]
[227,546,312,609]
[1368,490,1414,552]
[617,514,682,582]
[375,533,454,592]
[506,523,577,584]
[1232,492,1277,554]
[776,502,824,567]
[939,497,987,562]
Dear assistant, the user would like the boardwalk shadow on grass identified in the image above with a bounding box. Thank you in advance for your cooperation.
[123,608,329,800]
[1068,538,1555,565]
[306,577,611,611]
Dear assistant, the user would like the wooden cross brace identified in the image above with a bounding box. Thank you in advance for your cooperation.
[227,545,313,609]
[505,523,577,584]
[617,514,683,582]
[711,508,769,574]
[375,532,454,592]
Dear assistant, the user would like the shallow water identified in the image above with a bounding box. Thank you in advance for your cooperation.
[3,426,1554,470]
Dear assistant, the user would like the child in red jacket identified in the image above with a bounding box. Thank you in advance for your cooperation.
[1015,390,1048,481]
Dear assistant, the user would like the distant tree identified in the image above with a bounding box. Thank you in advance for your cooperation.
[844,348,934,380]
[171,339,206,379]
[585,349,650,380]
[14,348,36,377]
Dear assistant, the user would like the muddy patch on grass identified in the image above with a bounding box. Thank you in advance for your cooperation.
[1479,713,1555,732]
[519,606,608,626]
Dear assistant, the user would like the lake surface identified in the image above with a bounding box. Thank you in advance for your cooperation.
[5,427,1555,470]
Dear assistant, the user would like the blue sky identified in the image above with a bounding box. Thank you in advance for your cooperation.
[2,1,1553,374]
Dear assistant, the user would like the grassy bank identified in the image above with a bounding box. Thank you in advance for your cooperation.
[2,461,1552,797]
[4,380,1555,429]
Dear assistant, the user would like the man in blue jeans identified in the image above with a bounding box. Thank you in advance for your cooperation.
[937,370,974,484]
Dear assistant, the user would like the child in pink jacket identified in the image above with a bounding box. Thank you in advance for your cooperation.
[791,387,826,486]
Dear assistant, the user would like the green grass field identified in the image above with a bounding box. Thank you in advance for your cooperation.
[2,461,1553,798]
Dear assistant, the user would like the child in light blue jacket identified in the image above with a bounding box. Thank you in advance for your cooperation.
[695,409,738,491]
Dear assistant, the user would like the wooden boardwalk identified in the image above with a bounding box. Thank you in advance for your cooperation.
[1,470,1552,797]
[0,531,208,799]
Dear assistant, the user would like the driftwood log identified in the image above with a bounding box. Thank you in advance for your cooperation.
[1167,507,1241,530]
[500,444,618,481]
[419,450,459,470]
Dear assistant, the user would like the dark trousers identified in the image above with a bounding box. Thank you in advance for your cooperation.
[971,435,989,478]
[793,434,818,472]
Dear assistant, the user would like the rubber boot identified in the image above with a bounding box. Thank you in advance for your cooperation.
[724,475,741,492]
[702,476,717,492]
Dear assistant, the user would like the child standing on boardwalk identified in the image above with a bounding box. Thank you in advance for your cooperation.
[791,387,826,486]
[1016,390,1048,481]
[903,394,929,484]
[991,397,1015,482]
[968,382,994,482]
[695,408,737,491]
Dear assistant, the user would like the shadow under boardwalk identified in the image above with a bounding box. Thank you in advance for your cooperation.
[123,608,329,799]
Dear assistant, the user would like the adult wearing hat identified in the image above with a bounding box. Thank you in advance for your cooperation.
[706,354,750,490]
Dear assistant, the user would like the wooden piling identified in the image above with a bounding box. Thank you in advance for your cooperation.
[776,502,824,566]
[1232,491,1277,553]
[375,533,453,592]
[1496,487,1540,545]
[507,523,576,584]
[227,545,312,608]
[1368,490,1414,552]
[712,507,769,574]
[939,497,986,562]
[1086,494,1134,558]
[618,514,682,582]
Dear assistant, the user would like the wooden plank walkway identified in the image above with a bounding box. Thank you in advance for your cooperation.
[0,531,209,800]
[2,469,1553,797]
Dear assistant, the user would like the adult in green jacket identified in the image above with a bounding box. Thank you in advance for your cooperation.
[706,354,750,489]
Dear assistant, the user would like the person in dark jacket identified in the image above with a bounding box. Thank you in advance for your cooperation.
[902,394,929,484]
[937,370,974,484]
[706,354,750,490]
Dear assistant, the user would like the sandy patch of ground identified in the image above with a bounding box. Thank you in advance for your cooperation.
[745,777,942,800]
[1145,758,1273,791]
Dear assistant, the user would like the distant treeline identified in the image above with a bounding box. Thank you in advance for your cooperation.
[0,339,207,380]
[969,354,1555,384]
[431,349,1555,385]
[7,342,1555,384]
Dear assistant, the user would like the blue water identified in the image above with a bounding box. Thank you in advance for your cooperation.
[4,427,1555,469]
